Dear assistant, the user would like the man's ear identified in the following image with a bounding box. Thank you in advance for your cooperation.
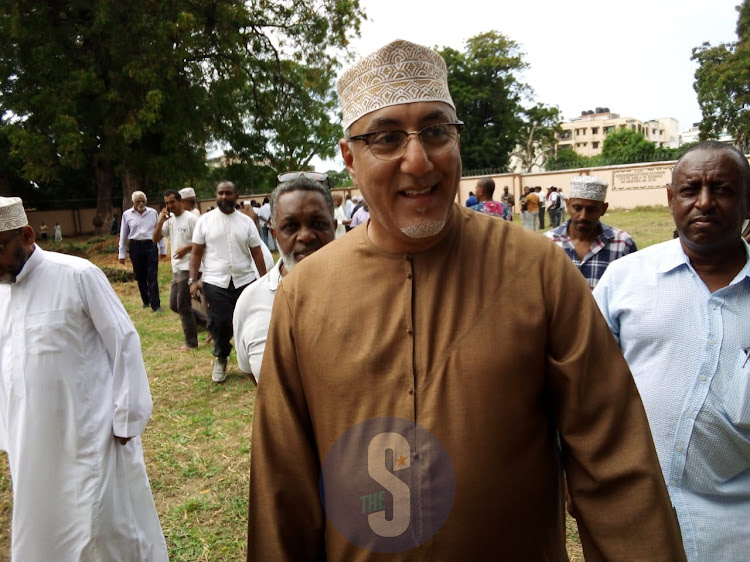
[20,225,36,247]
[666,184,674,215]
[340,138,357,187]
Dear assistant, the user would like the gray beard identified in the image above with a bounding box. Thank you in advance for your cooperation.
[0,273,15,284]
[279,246,297,274]
[400,219,446,239]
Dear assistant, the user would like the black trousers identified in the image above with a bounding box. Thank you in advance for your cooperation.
[539,206,546,229]
[129,239,160,310]
[203,280,250,359]
[170,270,198,347]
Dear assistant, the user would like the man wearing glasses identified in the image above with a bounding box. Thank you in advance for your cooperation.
[248,40,685,559]
[233,172,336,384]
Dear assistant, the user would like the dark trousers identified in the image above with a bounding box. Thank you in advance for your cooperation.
[203,280,249,359]
[129,240,160,310]
[539,206,546,229]
[171,270,198,347]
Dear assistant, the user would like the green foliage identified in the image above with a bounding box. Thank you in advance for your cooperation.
[599,129,657,163]
[0,1,365,227]
[439,31,529,171]
[692,0,750,151]
[326,168,353,188]
[545,148,593,171]
[511,104,562,172]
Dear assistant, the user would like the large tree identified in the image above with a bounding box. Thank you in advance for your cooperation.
[0,1,363,233]
[438,31,529,172]
[510,104,562,172]
[692,0,750,152]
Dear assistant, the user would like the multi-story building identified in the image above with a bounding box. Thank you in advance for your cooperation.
[557,108,679,157]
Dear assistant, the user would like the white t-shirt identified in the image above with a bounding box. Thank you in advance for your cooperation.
[192,209,264,288]
[161,211,197,272]
[233,259,282,380]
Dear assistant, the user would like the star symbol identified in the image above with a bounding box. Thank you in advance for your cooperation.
[396,454,407,467]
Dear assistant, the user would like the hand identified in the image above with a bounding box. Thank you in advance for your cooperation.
[173,246,190,259]
[115,436,131,445]
[160,254,168,261]
[118,258,126,265]
[189,281,200,298]
[159,208,170,221]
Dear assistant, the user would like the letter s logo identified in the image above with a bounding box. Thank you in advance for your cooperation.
[367,432,410,537]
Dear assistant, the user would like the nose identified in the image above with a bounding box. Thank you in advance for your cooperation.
[695,185,713,210]
[399,133,433,176]
[296,224,316,244]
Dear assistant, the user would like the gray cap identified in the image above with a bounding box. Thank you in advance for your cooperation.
[569,176,608,202]
[0,197,28,232]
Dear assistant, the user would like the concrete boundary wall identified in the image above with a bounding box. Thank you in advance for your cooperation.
[458,155,750,210]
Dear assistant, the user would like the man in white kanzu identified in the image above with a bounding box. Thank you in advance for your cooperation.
[233,174,336,384]
[0,197,167,561]
[189,181,270,382]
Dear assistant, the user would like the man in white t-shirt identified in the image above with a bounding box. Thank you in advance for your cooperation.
[257,197,276,250]
[333,193,348,238]
[188,181,268,382]
[153,189,199,350]
[234,175,336,383]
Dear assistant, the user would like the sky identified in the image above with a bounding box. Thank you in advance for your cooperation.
[316,0,742,170]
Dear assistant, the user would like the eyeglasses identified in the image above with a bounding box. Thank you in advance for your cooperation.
[277,171,330,188]
[347,122,464,161]
[0,229,21,252]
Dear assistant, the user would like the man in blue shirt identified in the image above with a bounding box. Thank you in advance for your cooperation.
[594,141,750,561]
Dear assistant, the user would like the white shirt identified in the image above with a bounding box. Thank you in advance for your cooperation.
[118,206,166,259]
[334,205,347,238]
[192,209,264,288]
[345,198,355,219]
[0,247,167,561]
[258,203,271,227]
[161,211,197,272]
[233,260,282,380]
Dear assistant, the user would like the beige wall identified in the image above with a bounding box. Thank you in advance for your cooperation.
[26,207,121,237]
[458,156,748,211]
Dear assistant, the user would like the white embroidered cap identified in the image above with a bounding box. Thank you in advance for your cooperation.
[569,176,608,202]
[0,197,28,232]
[337,40,455,131]
[179,187,196,199]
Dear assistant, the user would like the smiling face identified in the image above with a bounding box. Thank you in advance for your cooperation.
[340,101,462,253]
[668,148,750,256]
[272,189,335,274]
[164,194,183,216]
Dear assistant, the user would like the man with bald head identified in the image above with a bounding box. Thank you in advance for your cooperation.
[188,181,269,382]
[248,39,684,560]
[118,190,167,311]
[594,141,750,559]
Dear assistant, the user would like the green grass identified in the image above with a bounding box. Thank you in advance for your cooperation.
[0,208,677,560]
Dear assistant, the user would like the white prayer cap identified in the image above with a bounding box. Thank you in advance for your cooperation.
[131,191,147,202]
[179,187,196,199]
[337,40,455,131]
[0,197,28,232]
[569,176,608,202]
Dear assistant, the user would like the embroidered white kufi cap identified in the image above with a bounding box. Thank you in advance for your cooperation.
[337,40,455,131]
[179,187,196,199]
[0,197,28,232]
[569,176,608,202]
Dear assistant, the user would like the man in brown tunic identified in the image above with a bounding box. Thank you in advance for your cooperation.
[247,40,685,561]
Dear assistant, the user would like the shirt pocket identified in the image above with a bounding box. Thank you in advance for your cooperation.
[722,349,750,429]
[24,310,69,355]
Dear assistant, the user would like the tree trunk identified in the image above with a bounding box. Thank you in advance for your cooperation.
[121,168,140,212]
[93,159,114,236]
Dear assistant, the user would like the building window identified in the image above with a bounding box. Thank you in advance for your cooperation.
[620,124,627,130]
[591,127,599,134]
[592,141,599,149]
[604,126,615,135]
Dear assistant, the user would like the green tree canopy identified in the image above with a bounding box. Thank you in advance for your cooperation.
[692,0,750,152]
[0,1,363,232]
[510,104,562,172]
[438,31,529,172]
[599,129,657,164]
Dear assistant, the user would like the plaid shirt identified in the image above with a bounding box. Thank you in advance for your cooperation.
[545,220,637,290]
